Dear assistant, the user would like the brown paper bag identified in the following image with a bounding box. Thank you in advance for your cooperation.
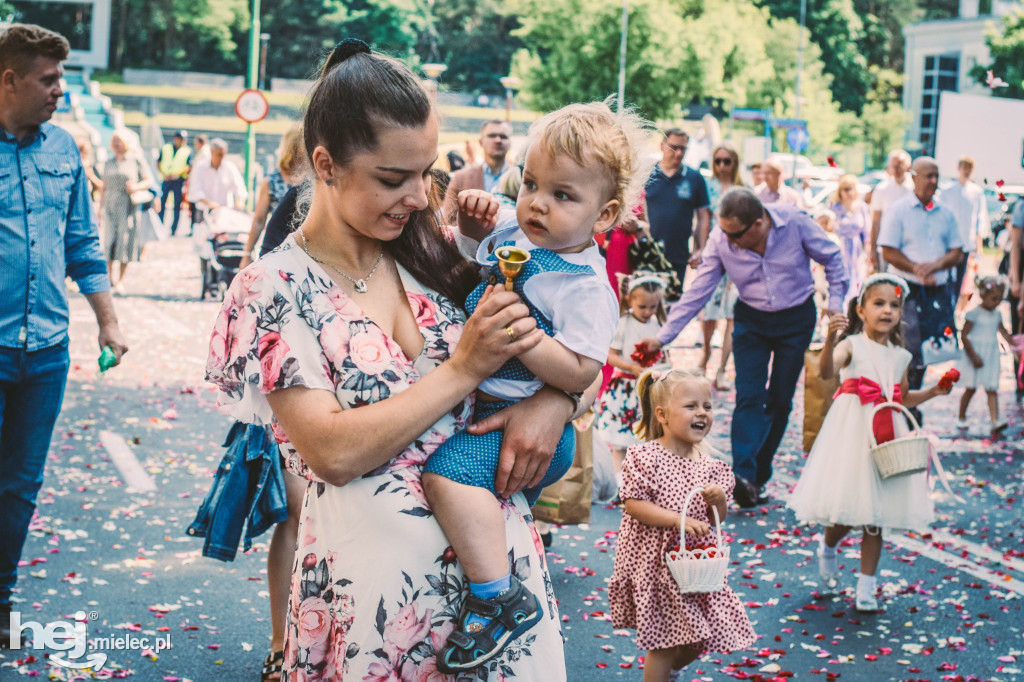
[803,343,840,452]
[531,422,593,525]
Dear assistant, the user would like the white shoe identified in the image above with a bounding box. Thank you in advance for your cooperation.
[855,592,879,612]
[955,419,968,434]
[817,538,840,590]
[855,575,880,612]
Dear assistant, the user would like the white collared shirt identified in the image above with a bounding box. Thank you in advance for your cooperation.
[187,159,247,209]
[938,180,988,252]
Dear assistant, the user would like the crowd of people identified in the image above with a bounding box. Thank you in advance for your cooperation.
[2,21,1023,682]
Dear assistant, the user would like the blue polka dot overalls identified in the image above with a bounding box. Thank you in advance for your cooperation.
[424,241,595,506]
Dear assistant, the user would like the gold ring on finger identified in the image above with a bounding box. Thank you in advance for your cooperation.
[506,325,517,341]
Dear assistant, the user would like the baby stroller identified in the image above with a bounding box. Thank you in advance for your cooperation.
[194,207,251,300]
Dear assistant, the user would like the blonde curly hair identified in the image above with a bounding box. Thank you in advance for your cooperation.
[525,98,653,226]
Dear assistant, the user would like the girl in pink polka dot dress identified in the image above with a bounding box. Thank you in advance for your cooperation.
[609,369,756,681]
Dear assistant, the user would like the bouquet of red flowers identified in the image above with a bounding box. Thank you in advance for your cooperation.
[938,368,961,390]
[630,343,662,368]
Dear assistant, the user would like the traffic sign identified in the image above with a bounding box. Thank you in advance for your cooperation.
[235,89,269,124]
[732,108,770,121]
[787,127,810,153]
[771,117,808,129]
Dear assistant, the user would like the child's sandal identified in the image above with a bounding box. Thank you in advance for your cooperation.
[436,576,542,674]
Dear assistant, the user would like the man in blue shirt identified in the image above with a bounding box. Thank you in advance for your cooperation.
[879,156,962,400]
[0,24,128,647]
[644,128,710,292]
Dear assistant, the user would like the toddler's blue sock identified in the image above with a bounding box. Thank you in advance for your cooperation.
[464,574,511,633]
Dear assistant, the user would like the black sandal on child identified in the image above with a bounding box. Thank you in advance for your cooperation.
[261,649,284,681]
[436,575,542,674]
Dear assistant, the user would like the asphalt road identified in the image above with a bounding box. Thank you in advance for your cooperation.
[1,237,1022,681]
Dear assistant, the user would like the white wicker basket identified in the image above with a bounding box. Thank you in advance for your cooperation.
[665,487,729,594]
[868,401,930,479]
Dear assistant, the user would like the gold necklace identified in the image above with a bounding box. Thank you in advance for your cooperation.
[298,226,384,294]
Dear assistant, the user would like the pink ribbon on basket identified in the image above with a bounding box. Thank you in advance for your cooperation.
[834,377,903,444]
[925,432,965,503]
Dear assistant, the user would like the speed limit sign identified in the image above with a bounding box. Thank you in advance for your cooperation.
[235,89,269,123]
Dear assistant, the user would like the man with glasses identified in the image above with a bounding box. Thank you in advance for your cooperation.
[644,129,710,290]
[639,188,847,507]
[442,119,512,226]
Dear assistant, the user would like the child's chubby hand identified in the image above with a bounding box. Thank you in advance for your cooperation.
[683,515,711,538]
[457,189,500,229]
[827,313,849,338]
[700,484,726,509]
[933,381,954,396]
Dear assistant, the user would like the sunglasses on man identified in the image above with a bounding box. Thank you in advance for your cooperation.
[722,217,759,242]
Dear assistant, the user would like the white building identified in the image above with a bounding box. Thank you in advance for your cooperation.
[902,0,1021,155]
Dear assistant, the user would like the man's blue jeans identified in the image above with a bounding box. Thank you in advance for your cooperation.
[0,341,70,605]
[731,297,815,487]
[159,178,186,236]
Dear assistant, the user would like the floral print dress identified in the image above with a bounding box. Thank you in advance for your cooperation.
[206,239,567,682]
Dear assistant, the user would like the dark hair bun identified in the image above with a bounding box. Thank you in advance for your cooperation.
[325,38,370,72]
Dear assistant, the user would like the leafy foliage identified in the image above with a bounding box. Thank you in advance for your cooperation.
[858,65,908,167]
[422,0,523,94]
[753,0,869,114]
[509,0,692,120]
[970,8,1024,100]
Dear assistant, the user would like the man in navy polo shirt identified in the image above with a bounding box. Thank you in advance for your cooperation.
[644,128,710,291]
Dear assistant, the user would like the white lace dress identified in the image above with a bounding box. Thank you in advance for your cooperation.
[788,334,934,530]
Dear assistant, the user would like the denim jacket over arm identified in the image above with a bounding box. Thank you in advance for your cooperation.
[187,422,288,561]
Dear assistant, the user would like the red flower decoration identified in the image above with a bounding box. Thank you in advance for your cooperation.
[924,200,935,211]
[630,343,663,368]
[827,156,837,168]
[938,368,961,390]
[894,285,901,297]
[944,326,953,336]
[996,179,1005,188]
[999,192,1007,202]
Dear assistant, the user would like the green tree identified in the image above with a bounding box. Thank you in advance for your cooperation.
[509,0,693,120]
[108,0,248,73]
[259,0,425,80]
[756,15,845,155]
[421,0,523,95]
[753,0,870,114]
[106,0,424,78]
[852,0,918,72]
[858,65,907,168]
[970,8,1024,100]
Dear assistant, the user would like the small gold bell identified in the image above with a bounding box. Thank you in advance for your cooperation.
[496,247,530,291]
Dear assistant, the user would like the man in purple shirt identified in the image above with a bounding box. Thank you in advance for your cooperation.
[641,188,847,507]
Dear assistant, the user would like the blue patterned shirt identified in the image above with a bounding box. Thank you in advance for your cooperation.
[0,122,109,351]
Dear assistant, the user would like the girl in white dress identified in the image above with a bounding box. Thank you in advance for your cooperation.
[788,273,952,613]
[594,272,667,478]
[957,276,1015,438]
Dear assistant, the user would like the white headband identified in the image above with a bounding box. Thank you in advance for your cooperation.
[627,274,667,293]
[858,273,910,305]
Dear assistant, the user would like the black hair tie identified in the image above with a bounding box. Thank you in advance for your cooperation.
[327,38,371,69]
